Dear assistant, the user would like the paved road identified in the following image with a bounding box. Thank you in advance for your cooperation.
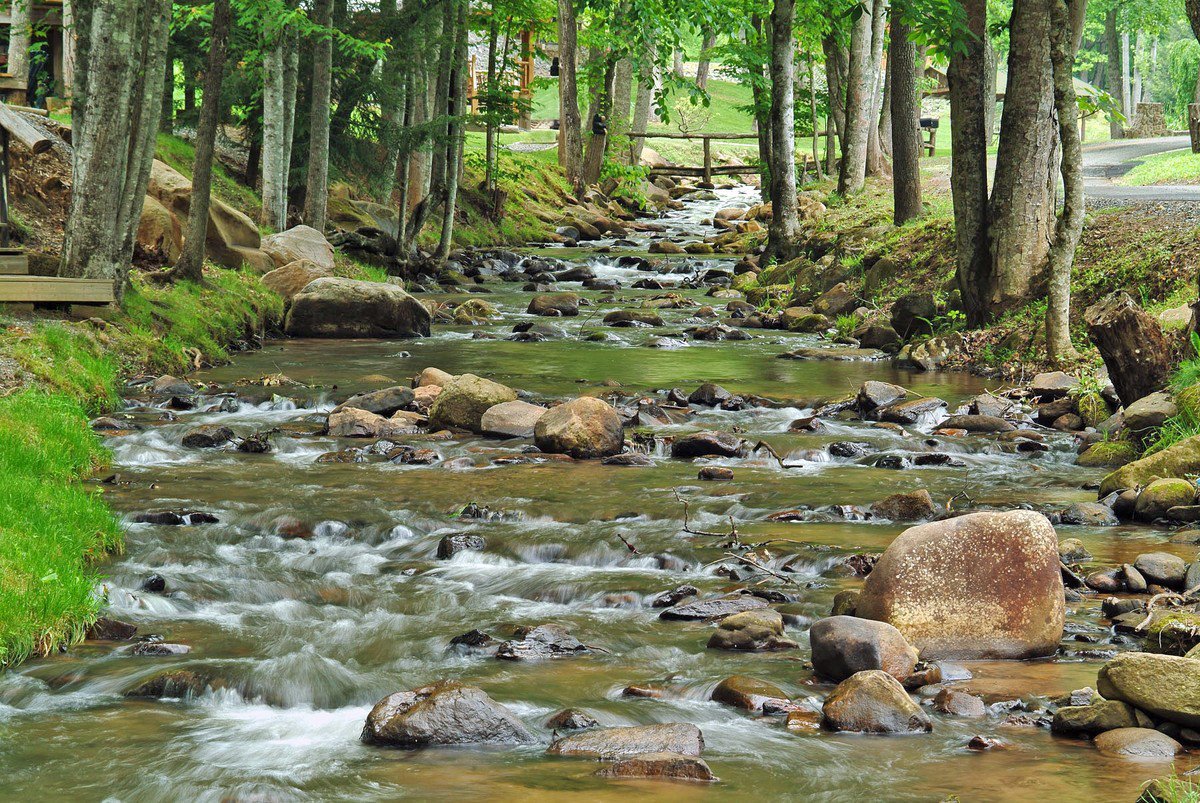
[1081,135,1200,202]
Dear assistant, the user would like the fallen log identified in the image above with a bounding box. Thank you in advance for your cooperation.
[1084,291,1171,407]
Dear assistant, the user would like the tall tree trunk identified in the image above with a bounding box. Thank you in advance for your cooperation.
[890,13,921,224]
[1133,30,1144,106]
[303,0,334,232]
[115,0,171,279]
[1045,0,1085,363]
[947,0,991,326]
[437,0,468,259]
[750,16,772,199]
[863,0,889,177]
[823,37,848,177]
[261,21,287,229]
[61,0,169,301]
[877,39,893,158]
[839,2,874,194]
[696,30,716,90]
[612,56,633,159]
[170,0,231,283]
[629,59,654,164]
[556,0,583,193]
[809,59,823,181]
[767,0,800,258]
[62,0,76,98]
[281,38,299,203]
[378,0,404,200]
[160,49,174,132]
[62,0,137,284]
[1105,8,1124,138]
[582,57,614,186]
[1121,32,1131,118]
[988,0,1057,314]
[8,0,30,103]
[483,13,500,191]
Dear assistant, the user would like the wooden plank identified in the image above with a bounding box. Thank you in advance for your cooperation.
[625,131,760,140]
[0,251,28,274]
[0,276,113,304]
[0,74,26,91]
[0,105,51,153]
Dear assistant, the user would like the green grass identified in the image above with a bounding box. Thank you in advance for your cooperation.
[1121,148,1200,187]
[155,132,262,221]
[0,391,122,668]
[0,267,283,668]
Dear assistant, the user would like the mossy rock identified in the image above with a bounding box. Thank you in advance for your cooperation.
[782,308,830,333]
[757,257,807,287]
[1076,392,1113,428]
[1078,441,1139,469]
[1098,436,1200,495]
[1147,613,1200,656]
[744,284,790,307]
[731,272,759,292]
[453,299,499,325]
[1136,478,1198,520]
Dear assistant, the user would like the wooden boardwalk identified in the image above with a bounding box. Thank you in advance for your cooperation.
[0,250,114,305]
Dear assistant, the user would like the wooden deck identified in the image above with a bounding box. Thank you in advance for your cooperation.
[0,275,114,304]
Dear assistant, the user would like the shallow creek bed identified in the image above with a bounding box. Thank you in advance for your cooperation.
[0,186,1192,801]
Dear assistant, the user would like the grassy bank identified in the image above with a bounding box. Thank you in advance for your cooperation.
[0,270,282,667]
[746,178,1200,374]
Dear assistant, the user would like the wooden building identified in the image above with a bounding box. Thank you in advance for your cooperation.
[0,0,71,107]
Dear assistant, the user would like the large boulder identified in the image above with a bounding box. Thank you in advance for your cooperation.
[137,194,182,261]
[361,681,535,746]
[429,374,518,432]
[285,278,431,338]
[1135,479,1196,521]
[711,675,789,711]
[809,616,919,682]
[533,397,624,458]
[594,752,717,783]
[1100,435,1200,496]
[261,224,335,271]
[1093,727,1182,758]
[146,159,274,272]
[480,400,547,438]
[1124,391,1178,434]
[821,670,932,734]
[262,259,332,304]
[327,408,421,438]
[332,386,415,417]
[1051,700,1140,736]
[1098,652,1200,727]
[707,609,796,651]
[528,293,580,316]
[854,510,1065,660]
[890,293,936,340]
[547,723,704,758]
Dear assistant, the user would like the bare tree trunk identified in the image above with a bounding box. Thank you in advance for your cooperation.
[160,48,174,132]
[988,0,1057,314]
[696,30,716,90]
[947,0,991,326]
[556,0,584,193]
[62,0,77,99]
[750,17,772,200]
[483,13,500,190]
[281,38,299,204]
[823,37,847,177]
[582,57,614,186]
[864,0,889,177]
[839,2,874,194]
[8,0,30,103]
[629,60,653,164]
[170,0,231,283]
[261,20,287,229]
[1046,0,1084,363]
[1105,8,1124,138]
[62,0,169,301]
[983,35,997,145]
[437,0,467,259]
[890,14,921,224]
[612,56,633,158]
[1086,292,1171,406]
[303,0,334,232]
[809,59,823,181]
[1121,32,1131,119]
[877,38,893,158]
[767,0,800,258]
[378,0,403,200]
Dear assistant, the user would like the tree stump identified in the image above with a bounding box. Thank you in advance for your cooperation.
[1084,292,1172,407]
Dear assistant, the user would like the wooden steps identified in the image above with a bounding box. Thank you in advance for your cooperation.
[0,275,114,304]
[0,248,28,274]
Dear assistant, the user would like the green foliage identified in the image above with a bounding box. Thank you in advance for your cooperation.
[834,314,859,338]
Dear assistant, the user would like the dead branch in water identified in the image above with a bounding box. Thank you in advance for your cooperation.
[673,488,741,546]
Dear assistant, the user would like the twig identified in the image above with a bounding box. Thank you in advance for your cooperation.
[722,551,802,588]
[752,439,785,469]
[1135,584,1200,631]
[616,532,640,554]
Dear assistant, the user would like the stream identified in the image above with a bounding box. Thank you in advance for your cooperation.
[0,185,1191,801]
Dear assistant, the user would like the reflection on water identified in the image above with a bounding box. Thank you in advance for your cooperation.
[0,185,1192,801]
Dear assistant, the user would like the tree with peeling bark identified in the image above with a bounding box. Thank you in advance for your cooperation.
[60,0,171,301]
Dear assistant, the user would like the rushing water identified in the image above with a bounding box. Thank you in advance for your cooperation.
[0,186,1192,801]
